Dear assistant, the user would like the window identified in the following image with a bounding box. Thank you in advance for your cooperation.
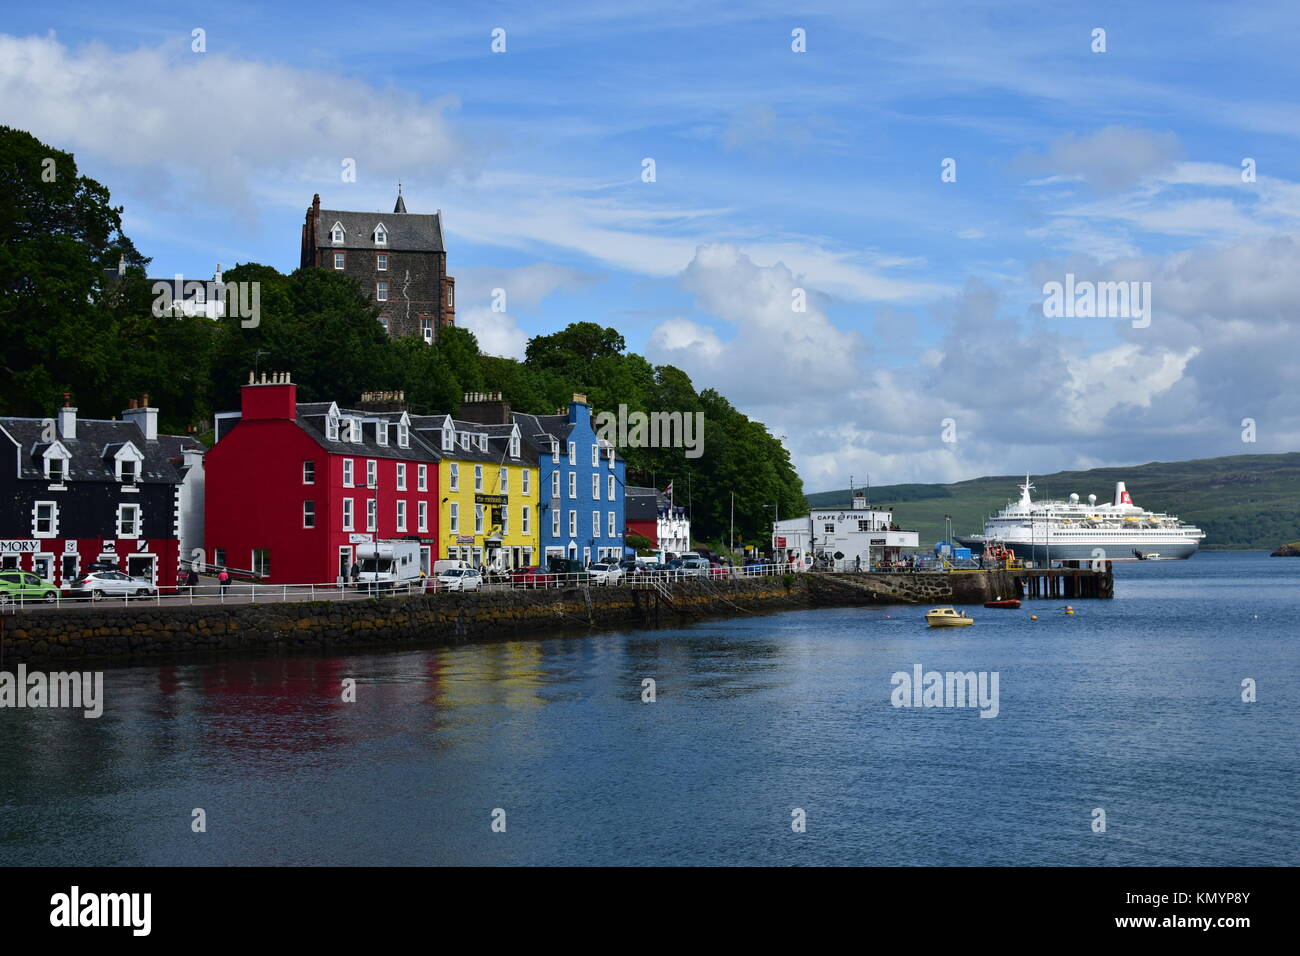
[551,471,560,498]
[374,225,387,245]
[252,550,270,578]
[522,469,530,495]
[510,434,520,458]
[422,317,434,344]
[522,506,531,535]
[449,502,460,533]
[417,464,427,491]
[396,462,406,490]
[418,501,428,532]
[442,428,453,451]
[824,523,835,533]
[499,467,508,493]
[608,512,616,537]
[568,473,576,499]
[117,503,141,537]
[303,501,316,528]
[326,415,340,441]
[376,281,388,302]
[367,498,377,532]
[343,459,354,486]
[377,422,389,445]
[474,465,483,492]
[568,510,577,536]
[33,501,58,537]
[608,445,615,469]
[347,418,362,442]
[331,223,345,244]
[377,254,388,271]
[592,444,599,467]
[448,286,454,308]
[366,460,377,488]
[551,440,560,464]
[592,474,600,500]
[592,511,600,537]
[478,434,487,451]
[501,508,509,535]
[608,475,615,500]
[303,461,315,484]
[552,509,560,536]
[397,423,409,448]
[568,441,576,465]
[120,459,138,484]
[460,433,469,450]
[342,498,354,531]
[449,463,459,491]
[475,504,484,534]
[333,252,345,270]
[396,500,407,532]
[214,549,226,570]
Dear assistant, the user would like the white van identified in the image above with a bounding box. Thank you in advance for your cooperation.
[356,540,422,588]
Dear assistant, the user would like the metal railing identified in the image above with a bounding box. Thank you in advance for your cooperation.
[0,559,1037,614]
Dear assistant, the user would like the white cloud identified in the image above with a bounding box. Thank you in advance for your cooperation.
[458,306,529,360]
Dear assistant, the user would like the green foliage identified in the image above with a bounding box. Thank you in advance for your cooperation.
[0,126,803,545]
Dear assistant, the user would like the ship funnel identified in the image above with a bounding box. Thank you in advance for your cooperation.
[1113,481,1132,506]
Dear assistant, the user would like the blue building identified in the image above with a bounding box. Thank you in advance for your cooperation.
[459,392,626,566]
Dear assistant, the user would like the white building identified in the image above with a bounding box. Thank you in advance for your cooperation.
[772,492,919,569]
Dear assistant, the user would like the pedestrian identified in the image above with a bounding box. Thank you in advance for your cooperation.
[349,561,360,586]
[855,555,861,572]
[218,568,231,596]
[186,568,199,595]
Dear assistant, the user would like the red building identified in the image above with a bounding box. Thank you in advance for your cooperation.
[205,373,441,584]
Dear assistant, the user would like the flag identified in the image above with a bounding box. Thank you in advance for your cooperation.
[664,481,673,499]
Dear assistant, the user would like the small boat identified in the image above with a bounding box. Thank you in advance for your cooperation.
[1132,550,1161,561]
[926,606,974,627]
[983,598,1021,609]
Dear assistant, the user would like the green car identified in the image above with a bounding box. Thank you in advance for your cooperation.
[0,570,60,604]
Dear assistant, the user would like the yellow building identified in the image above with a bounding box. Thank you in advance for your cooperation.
[412,413,538,569]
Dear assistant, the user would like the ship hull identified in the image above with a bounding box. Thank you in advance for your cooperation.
[956,536,1200,562]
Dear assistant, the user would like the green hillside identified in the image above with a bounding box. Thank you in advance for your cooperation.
[804,453,1300,551]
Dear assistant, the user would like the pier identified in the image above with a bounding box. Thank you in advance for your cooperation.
[1017,564,1114,600]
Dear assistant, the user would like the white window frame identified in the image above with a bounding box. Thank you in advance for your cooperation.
[608,511,616,537]
[33,500,59,538]
[592,444,599,467]
[326,415,340,441]
[499,467,508,493]
[343,458,354,487]
[592,511,600,537]
[501,508,509,536]
[377,253,388,272]
[366,459,377,488]
[442,427,454,451]
[374,223,388,246]
[417,464,427,491]
[116,502,142,538]
[333,251,345,270]
[449,463,459,491]
[397,423,409,448]
[396,500,407,532]
[418,501,428,532]
[376,281,388,302]
[377,421,389,446]
[568,510,577,537]
[366,498,377,532]
[331,222,346,244]
[551,471,560,498]
[342,498,355,531]
[552,509,560,536]
[303,500,315,529]
[43,443,71,483]
[522,506,530,535]
[474,465,483,492]
[510,434,520,458]
[551,440,560,464]
[449,502,460,533]
[592,474,600,500]
[568,441,576,465]
[522,469,530,495]
[396,462,407,490]
[568,472,576,499]
[475,504,484,534]
[608,475,615,500]
[303,460,315,484]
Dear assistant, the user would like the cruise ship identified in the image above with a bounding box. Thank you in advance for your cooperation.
[956,477,1206,562]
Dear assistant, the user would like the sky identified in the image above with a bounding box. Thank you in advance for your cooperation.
[3,0,1299,493]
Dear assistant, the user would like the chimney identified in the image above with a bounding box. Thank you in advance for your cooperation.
[57,393,77,440]
[241,371,298,421]
[568,392,591,427]
[1113,481,1132,507]
[123,395,159,440]
[459,390,510,425]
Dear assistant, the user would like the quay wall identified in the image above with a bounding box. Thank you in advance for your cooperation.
[0,569,1092,666]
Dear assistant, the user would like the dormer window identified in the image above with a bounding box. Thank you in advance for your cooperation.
[460,433,469,450]
[331,222,346,244]
[510,433,520,458]
[347,419,362,443]
[397,423,409,448]
[326,414,340,441]
[121,460,138,483]
[377,422,389,446]
[551,440,560,464]
[441,428,453,451]
[478,434,487,451]
[42,442,71,482]
[374,223,388,246]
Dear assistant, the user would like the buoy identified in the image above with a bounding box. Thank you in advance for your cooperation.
[1030,615,1038,621]
[1064,605,1075,615]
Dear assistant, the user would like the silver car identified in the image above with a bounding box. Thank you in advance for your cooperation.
[436,568,482,592]
[587,561,624,585]
[66,571,157,599]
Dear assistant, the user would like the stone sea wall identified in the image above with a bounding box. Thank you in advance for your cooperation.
[0,569,1056,666]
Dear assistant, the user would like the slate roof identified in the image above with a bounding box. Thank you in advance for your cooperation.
[315,208,445,253]
[624,486,662,521]
[0,417,202,484]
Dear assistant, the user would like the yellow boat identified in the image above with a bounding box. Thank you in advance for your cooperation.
[926,606,974,627]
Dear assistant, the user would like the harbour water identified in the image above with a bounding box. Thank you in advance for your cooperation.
[1,552,1296,866]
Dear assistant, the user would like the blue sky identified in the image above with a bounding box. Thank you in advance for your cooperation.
[4,1,1299,492]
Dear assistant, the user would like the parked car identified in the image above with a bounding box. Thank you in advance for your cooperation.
[0,571,61,604]
[436,567,482,592]
[587,561,623,586]
[65,571,156,600]
[510,566,554,589]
